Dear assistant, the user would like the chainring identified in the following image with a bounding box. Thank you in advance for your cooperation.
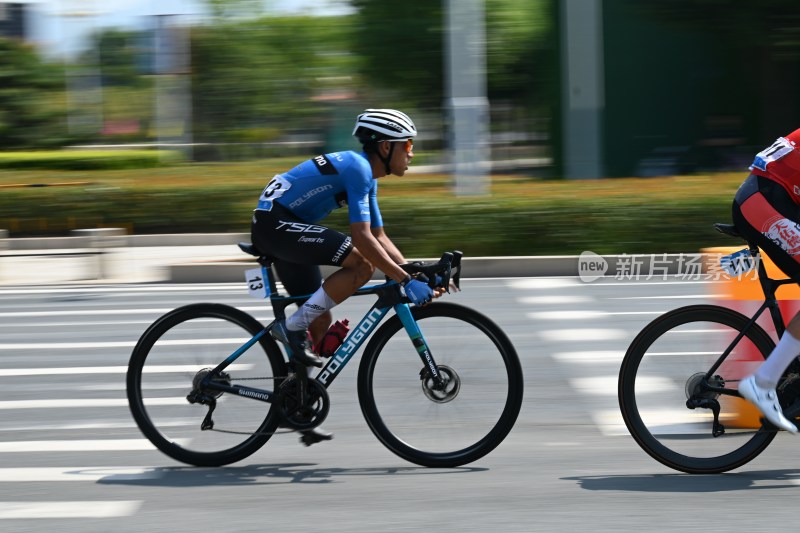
[276,375,330,430]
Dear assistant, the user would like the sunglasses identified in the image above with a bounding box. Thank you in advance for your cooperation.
[389,139,414,153]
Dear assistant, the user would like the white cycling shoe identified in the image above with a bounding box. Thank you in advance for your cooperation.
[739,375,798,433]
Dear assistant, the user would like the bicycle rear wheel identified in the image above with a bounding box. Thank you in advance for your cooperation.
[127,303,286,466]
[619,304,777,474]
[357,302,523,467]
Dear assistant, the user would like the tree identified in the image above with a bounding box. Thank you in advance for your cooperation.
[349,0,554,113]
[205,0,265,20]
[189,15,359,153]
[350,0,444,109]
[0,38,68,149]
[89,29,144,87]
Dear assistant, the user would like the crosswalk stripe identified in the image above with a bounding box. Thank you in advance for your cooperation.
[0,501,142,519]
[570,376,675,396]
[0,363,253,377]
[0,467,161,482]
[528,310,606,320]
[0,306,271,318]
[0,440,161,452]
[507,278,579,290]
[538,329,628,342]
[0,398,184,409]
[518,295,591,304]
[552,351,623,363]
[0,338,259,350]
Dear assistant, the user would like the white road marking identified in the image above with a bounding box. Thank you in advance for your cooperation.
[0,467,161,482]
[552,351,623,364]
[608,295,712,300]
[528,310,606,320]
[0,398,185,409]
[529,310,665,320]
[0,363,253,377]
[0,338,258,350]
[507,278,580,290]
[0,440,163,452]
[0,284,240,295]
[0,306,271,318]
[518,295,592,305]
[592,408,719,437]
[538,329,628,342]
[0,501,142,519]
[570,376,675,396]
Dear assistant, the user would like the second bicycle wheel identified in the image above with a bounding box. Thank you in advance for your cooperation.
[619,304,777,474]
[357,302,523,467]
[127,303,286,467]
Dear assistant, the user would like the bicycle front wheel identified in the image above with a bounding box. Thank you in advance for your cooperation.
[619,304,777,474]
[127,303,286,466]
[358,302,523,467]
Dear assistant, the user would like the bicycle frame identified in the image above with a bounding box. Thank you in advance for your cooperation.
[195,272,444,404]
[702,245,799,397]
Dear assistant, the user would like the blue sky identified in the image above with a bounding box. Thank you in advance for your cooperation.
[23,0,352,58]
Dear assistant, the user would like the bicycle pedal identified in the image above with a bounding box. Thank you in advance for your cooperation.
[299,428,333,446]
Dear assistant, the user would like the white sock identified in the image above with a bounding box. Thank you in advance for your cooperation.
[756,331,800,388]
[285,287,336,331]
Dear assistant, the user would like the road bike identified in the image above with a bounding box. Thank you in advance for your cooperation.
[618,222,800,474]
[127,245,523,468]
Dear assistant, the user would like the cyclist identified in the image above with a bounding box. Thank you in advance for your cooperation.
[250,109,439,443]
[734,128,800,433]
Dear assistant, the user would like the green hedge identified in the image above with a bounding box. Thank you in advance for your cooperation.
[0,185,737,256]
[0,150,183,170]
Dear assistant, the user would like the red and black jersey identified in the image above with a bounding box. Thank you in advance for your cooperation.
[750,128,800,203]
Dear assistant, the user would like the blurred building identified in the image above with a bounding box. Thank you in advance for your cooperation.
[558,0,800,179]
[0,2,27,40]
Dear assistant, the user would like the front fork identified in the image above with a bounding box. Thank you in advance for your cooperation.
[394,303,446,388]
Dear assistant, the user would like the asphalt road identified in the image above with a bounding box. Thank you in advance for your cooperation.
[1,276,799,532]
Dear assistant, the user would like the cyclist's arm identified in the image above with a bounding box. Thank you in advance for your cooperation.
[371,226,406,264]
[350,221,408,283]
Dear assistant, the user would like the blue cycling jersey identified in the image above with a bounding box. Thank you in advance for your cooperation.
[255,151,383,226]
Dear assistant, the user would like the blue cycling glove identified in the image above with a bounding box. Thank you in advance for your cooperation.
[401,277,434,306]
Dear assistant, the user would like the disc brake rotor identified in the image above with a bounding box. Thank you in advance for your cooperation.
[192,368,230,399]
[685,372,723,401]
[421,365,460,403]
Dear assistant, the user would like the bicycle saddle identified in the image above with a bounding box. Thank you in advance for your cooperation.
[238,242,261,257]
[713,223,743,239]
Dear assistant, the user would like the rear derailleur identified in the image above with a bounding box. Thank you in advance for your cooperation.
[685,372,725,437]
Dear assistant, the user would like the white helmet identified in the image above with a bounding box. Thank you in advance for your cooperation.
[352,109,417,143]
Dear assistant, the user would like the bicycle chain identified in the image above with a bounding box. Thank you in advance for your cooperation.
[205,374,306,436]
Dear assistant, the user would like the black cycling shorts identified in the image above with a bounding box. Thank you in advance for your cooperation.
[733,173,800,278]
[250,203,353,297]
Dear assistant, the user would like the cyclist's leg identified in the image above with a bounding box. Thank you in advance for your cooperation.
[321,248,375,302]
[272,261,331,346]
[251,205,372,341]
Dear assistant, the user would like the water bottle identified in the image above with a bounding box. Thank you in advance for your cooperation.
[314,319,350,358]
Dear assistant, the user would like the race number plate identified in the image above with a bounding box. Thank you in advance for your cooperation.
[245,267,271,298]
[720,248,756,276]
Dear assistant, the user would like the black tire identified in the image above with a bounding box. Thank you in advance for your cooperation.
[127,303,286,466]
[619,304,777,474]
[357,302,523,467]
